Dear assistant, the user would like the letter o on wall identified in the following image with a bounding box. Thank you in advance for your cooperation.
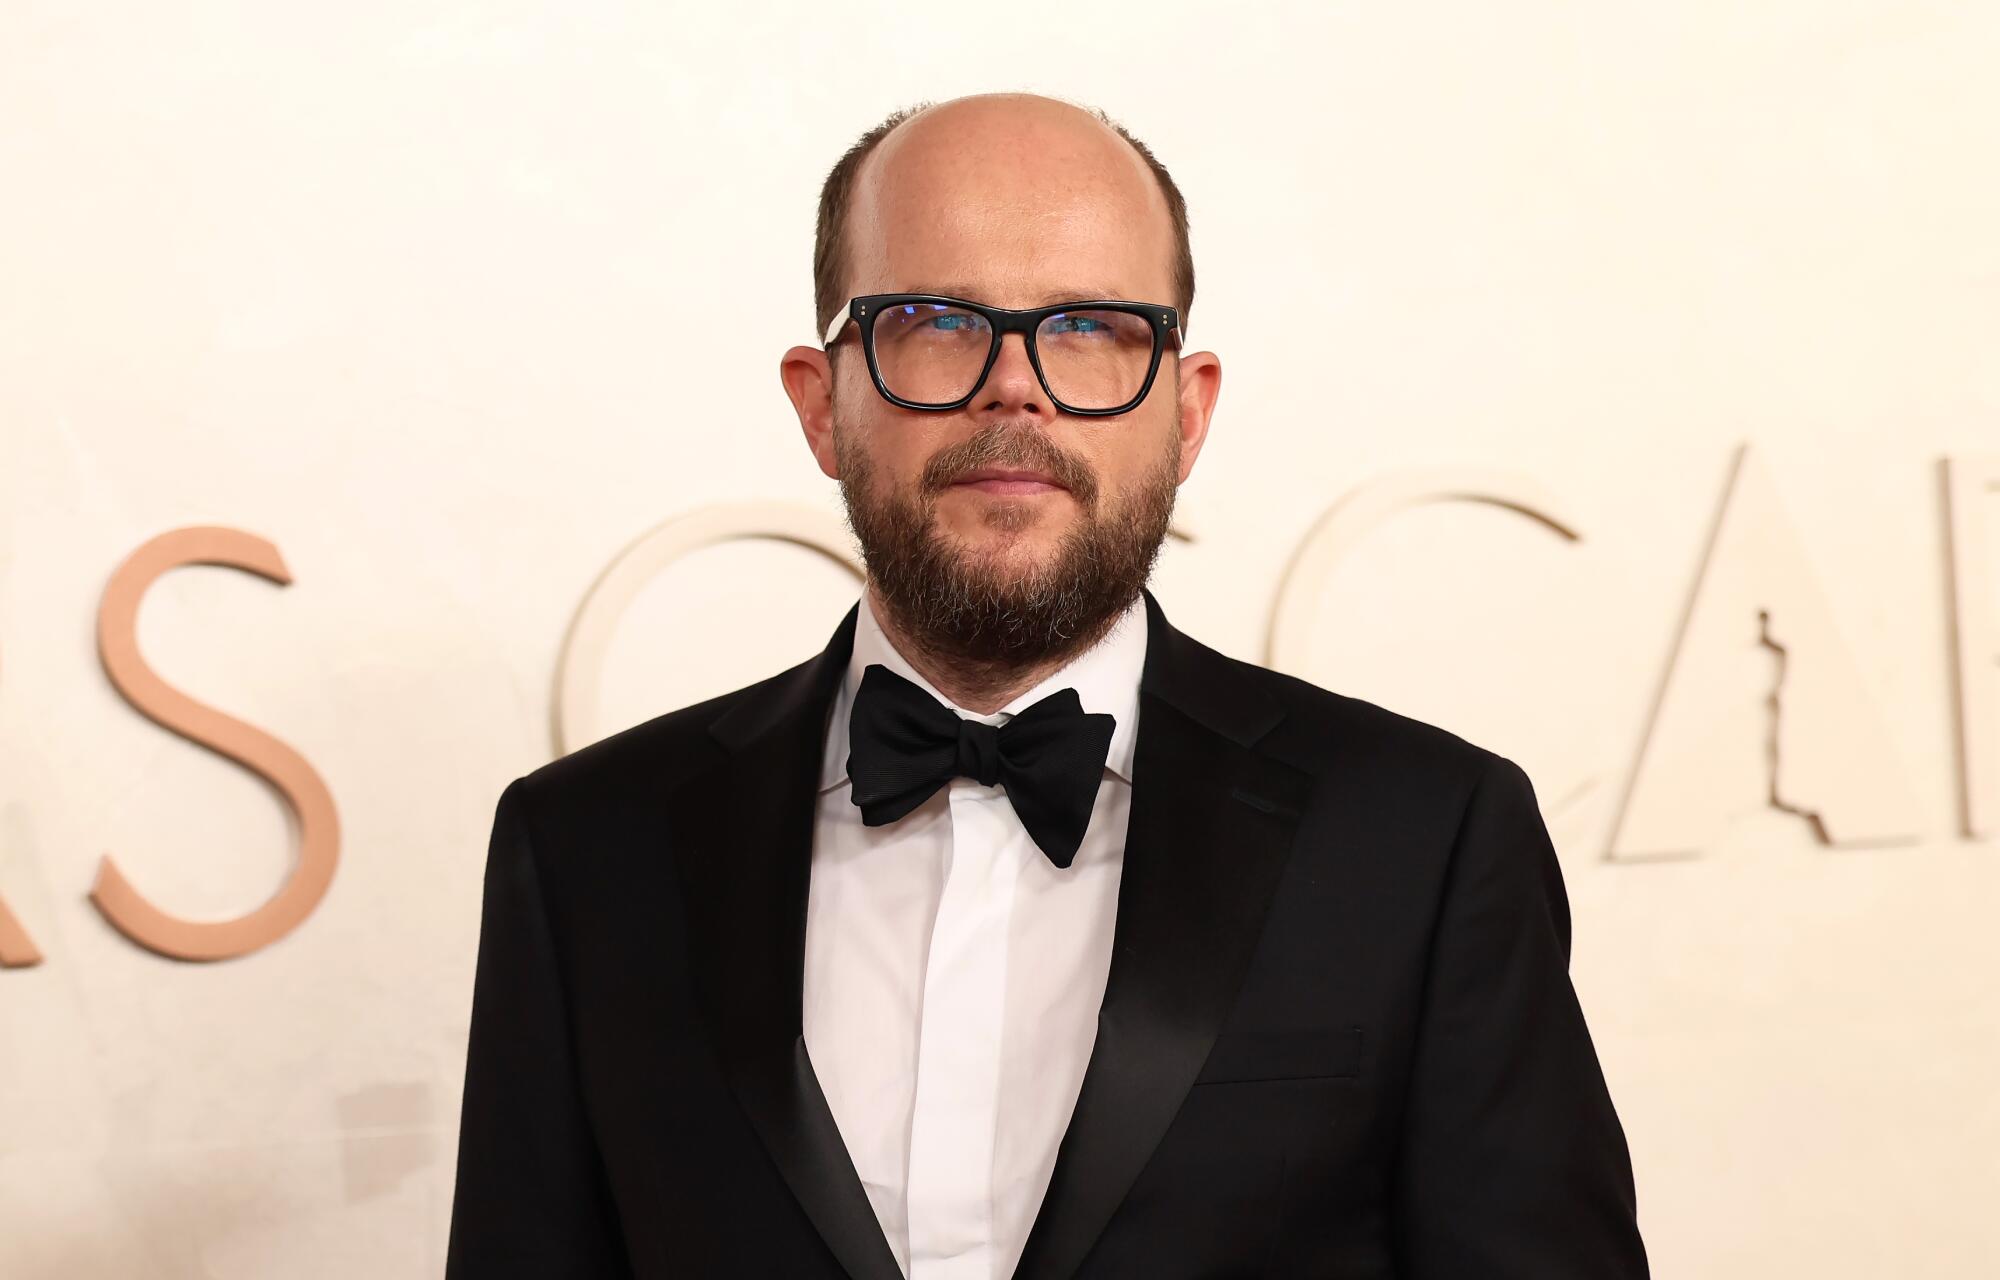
[554,503,864,755]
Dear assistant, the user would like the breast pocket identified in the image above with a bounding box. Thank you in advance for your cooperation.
[1191,1025,1364,1085]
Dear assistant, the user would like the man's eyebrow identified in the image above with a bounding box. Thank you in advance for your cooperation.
[897,285,1136,306]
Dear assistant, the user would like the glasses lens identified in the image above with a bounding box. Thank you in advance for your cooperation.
[869,302,994,405]
[1035,309,1159,411]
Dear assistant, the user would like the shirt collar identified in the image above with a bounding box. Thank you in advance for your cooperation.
[818,589,1149,793]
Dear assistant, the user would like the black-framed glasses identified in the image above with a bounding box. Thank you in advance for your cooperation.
[822,293,1183,416]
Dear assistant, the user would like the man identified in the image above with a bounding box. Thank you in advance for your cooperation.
[445,93,1648,1279]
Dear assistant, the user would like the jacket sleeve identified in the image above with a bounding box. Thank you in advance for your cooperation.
[1391,754,1649,1278]
[445,776,635,1278]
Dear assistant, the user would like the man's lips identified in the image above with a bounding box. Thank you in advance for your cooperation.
[949,467,1068,495]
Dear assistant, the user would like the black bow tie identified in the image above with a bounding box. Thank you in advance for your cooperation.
[844,663,1116,869]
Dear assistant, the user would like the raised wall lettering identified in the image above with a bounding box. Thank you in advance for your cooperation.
[1944,455,2000,839]
[92,527,341,961]
[1608,446,1920,860]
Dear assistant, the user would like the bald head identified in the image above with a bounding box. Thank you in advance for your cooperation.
[812,94,1194,337]
[779,94,1222,686]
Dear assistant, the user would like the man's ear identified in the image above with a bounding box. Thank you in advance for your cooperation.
[780,345,838,480]
[1172,350,1221,484]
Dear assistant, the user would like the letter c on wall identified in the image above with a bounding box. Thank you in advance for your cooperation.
[92,526,340,962]
[1266,466,1584,671]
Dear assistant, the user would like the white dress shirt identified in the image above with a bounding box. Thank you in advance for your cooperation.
[802,589,1148,1280]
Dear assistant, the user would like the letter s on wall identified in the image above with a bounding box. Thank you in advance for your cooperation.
[90,526,340,962]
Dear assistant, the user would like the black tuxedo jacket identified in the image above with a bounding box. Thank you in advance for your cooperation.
[445,587,1647,1278]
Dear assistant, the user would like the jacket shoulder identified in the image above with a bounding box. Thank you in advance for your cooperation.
[1208,639,1511,793]
[511,660,803,819]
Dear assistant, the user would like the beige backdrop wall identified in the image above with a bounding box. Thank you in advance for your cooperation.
[3,2,1997,1276]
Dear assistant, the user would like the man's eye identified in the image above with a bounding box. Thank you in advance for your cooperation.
[1049,315,1107,334]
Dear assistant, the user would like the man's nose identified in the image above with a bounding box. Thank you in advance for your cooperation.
[970,332,1047,417]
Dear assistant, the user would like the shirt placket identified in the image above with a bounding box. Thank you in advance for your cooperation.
[903,771,1019,1279]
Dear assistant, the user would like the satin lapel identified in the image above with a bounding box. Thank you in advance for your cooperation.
[1011,588,1314,1280]
[667,603,904,1280]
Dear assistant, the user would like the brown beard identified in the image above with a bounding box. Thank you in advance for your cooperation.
[834,412,1181,676]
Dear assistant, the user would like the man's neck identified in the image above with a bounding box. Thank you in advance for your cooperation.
[863,580,1117,715]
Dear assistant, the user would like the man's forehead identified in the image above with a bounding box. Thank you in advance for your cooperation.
[846,98,1176,301]
[897,280,1142,306]
[849,206,1171,309]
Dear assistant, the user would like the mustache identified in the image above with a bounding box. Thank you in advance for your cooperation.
[920,423,1099,506]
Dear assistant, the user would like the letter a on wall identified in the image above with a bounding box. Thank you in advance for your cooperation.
[1608,446,1921,860]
